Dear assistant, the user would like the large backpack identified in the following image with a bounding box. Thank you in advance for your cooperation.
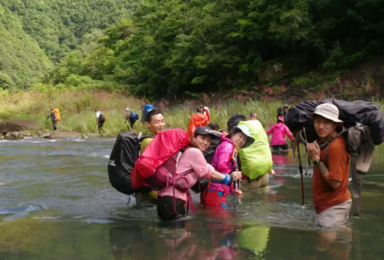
[99,113,106,123]
[238,120,273,180]
[53,108,61,121]
[144,104,153,117]
[289,99,384,216]
[107,132,153,195]
[131,129,190,190]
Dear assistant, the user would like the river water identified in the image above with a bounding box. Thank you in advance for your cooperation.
[0,138,383,260]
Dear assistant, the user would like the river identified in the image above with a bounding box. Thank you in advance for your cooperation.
[0,138,383,259]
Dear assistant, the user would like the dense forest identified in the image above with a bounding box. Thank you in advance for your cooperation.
[0,0,139,89]
[1,0,384,99]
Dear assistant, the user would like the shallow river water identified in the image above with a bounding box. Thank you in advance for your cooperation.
[0,138,383,260]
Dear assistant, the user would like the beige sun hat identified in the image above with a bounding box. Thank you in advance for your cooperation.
[312,103,343,123]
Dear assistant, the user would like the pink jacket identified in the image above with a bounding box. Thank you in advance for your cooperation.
[210,135,235,193]
[158,147,215,202]
[266,123,293,146]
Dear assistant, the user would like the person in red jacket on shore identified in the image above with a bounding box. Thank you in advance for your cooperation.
[187,106,210,138]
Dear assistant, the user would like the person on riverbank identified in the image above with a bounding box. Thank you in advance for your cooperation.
[277,104,289,122]
[135,109,166,207]
[95,109,105,132]
[307,103,351,229]
[47,108,58,130]
[157,126,243,221]
[124,108,139,130]
[266,116,294,151]
[187,106,210,138]
[201,125,254,209]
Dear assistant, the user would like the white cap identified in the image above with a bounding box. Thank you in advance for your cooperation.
[313,103,343,123]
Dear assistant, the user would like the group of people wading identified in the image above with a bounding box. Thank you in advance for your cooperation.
[109,102,354,233]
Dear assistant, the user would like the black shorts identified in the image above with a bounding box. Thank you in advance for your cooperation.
[271,144,289,150]
[157,196,186,221]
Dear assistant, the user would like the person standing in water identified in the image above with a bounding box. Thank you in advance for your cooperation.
[136,109,166,207]
[157,126,243,221]
[202,125,254,209]
[307,103,351,229]
[306,103,352,259]
[266,116,294,151]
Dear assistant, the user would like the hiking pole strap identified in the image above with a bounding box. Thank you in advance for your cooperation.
[351,155,363,217]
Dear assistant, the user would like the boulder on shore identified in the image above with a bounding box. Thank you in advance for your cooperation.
[0,120,39,133]
[49,131,82,139]
[4,132,24,140]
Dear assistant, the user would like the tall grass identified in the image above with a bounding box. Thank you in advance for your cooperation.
[0,88,284,137]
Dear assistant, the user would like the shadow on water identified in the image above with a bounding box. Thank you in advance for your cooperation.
[0,140,383,259]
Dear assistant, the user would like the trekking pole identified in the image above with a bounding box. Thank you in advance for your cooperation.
[297,138,305,206]
[232,148,240,210]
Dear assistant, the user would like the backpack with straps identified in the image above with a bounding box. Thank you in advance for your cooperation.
[131,129,190,190]
[320,124,375,217]
[107,132,153,195]
[296,123,376,217]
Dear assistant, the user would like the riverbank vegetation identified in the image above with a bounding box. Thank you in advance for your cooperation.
[0,88,282,137]
[1,87,384,137]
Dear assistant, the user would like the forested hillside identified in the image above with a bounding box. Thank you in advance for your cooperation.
[53,0,384,99]
[1,0,384,99]
[0,0,139,89]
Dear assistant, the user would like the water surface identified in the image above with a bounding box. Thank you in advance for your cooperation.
[0,138,383,259]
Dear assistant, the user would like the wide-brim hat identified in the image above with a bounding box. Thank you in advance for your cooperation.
[194,126,220,140]
[233,125,255,148]
[311,103,343,123]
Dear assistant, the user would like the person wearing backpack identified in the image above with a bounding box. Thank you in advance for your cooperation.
[187,106,210,138]
[202,125,254,209]
[125,108,139,130]
[266,116,294,151]
[47,108,58,130]
[306,103,351,229]
[95,109,106,132]
[135,108,166,207]
[156,126,243,221]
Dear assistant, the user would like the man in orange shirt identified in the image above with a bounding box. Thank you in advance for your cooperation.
[307,103,351,229]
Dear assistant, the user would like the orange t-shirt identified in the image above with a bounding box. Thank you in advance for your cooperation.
[187,113,209,138]
[312,136,351,214]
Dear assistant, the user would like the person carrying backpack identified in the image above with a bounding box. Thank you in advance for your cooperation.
[135,108,166,207]
[306,103,351,229]
[266,116,294,151]
[156,126,243,221]
[187,106,210,138]
[95,109,106,132]
[202,125,254,209]
[125,108,139,130]
[47,108,58,130]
